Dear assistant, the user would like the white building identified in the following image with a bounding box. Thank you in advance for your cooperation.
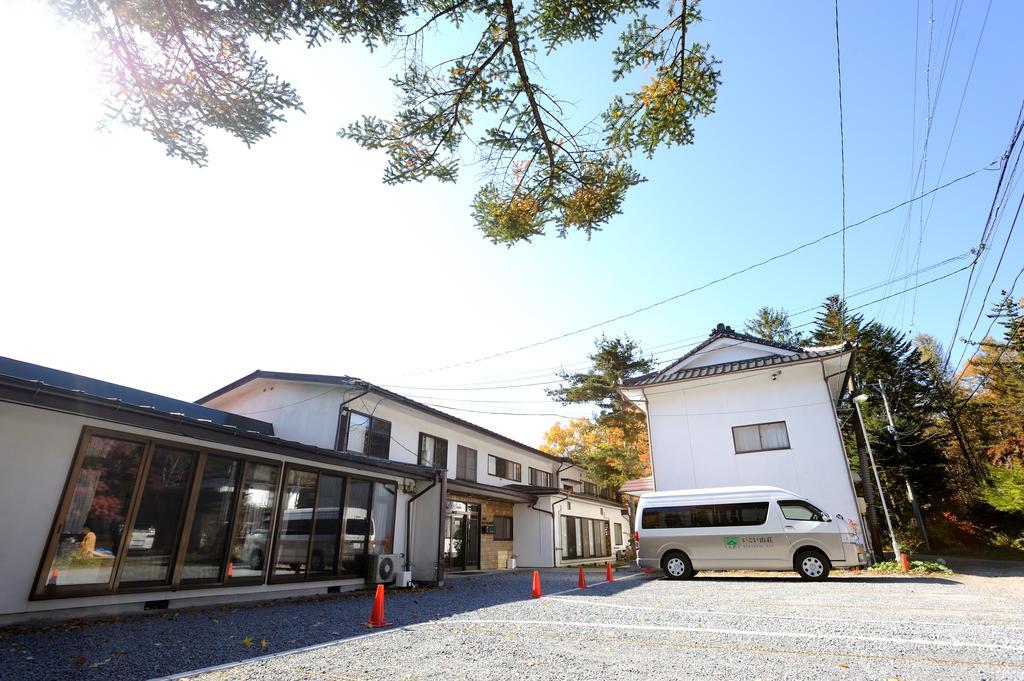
[618,324,862,528]
[199,371,630,574]
[0,358,627,624]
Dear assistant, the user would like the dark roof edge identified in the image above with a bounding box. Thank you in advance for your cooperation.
[0,375,439,480]
[198,370,569,465]
[652,326,806,380]
[622,345,854,388]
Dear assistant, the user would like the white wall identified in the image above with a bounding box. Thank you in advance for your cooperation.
[0,401,423,620]
[408,480,444,583]
[666,339,797,373]
[643,361,859,524]
[512,498,554,568]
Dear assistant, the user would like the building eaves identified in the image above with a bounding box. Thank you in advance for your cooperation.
[0,372,440,480]
[622,345,852,388]
[198,370,568,465]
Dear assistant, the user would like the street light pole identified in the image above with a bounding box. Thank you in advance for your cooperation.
[877,380,931,550]
[853,394,902,563]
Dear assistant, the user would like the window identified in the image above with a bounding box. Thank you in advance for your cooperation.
[560,515,610,560]
[529,467,553,487]
[778,500,826,522]
[369,482,397,555]
[455,446,477,481]
[35,426,405,598]
[732,421,791,453]
[641,502,770,529]
[582,481,598,497]
[487,455,521,482]
[418,433,448,469]
[494,516,513,541]
[337,409,391,459]
[614,522,623,545]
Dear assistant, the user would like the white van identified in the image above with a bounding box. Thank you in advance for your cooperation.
[636,486,866,580]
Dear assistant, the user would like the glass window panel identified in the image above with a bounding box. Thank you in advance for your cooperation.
[228,463,280,579]
[494,516,513,541]
[346,412,370,454]
[456,446,477,481]
[759,422,790,449]
[341,479,372,576]
[732,425,762,453]
[120,446,196,585]
[273,468,318,577]
[368,418,391,458]
[779,500,824,522]
[309,474,345,576]
[369,482,397,555]
[45,435,144,590]
[182,456,241,582]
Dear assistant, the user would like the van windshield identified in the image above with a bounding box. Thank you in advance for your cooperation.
[641,502,769,529]
[778,500,825,522]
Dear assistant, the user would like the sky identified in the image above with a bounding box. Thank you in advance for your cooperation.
[2,0,1022,446]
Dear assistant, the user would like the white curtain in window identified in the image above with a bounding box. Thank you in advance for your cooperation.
[733,425,761,453]
[347,413,369,454]
[759,422,790,449]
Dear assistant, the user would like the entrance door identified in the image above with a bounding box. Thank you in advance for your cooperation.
[445,502,481,571]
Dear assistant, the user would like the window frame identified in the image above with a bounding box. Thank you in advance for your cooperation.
[777,499,826,522]
[32,426,404,601]
[559,514,611,560]
[529,467,553,487]
[418,433,449,469]
[493,515,514,541]
[455,445,478,481]
[336,408,392,459]
[487,454,522,482]
[731,421,791,454]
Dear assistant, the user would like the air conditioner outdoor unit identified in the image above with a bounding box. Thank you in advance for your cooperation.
[368,553,401,584]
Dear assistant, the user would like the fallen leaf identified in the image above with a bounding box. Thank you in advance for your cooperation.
[260,640,269,650]
[242,636,254,648]
[74,656,86,666]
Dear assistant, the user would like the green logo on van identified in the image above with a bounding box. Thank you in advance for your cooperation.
[724,536,739,549]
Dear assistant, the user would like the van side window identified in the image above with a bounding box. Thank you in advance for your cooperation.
[778,500,824,522]
[642,502,769,529]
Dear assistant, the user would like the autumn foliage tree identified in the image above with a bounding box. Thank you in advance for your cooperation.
[52,0,721,244]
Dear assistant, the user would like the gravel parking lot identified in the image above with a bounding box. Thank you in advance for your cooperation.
[3,565,1024,680]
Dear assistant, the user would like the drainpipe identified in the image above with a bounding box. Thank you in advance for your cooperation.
[404,474,440,571]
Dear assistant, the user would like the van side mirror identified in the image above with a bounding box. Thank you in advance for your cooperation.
[822,513,832,522]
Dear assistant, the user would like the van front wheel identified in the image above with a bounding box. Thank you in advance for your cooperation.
[661,551,693,580]
[795,549,831,580]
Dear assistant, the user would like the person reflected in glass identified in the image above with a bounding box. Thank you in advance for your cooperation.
[77,526,114,559]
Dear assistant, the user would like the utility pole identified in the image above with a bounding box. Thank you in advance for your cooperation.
[877,380,931,550]
[853,394,902,562]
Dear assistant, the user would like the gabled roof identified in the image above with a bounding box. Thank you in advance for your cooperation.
[663,323,803,370]
[0,358,439,480]
[622,346,851,387]
[198,370,567,464]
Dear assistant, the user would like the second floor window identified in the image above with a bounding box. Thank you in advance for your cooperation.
[732,421,790,454]
[582,481,598,497]
[456,445,477,481]
[529,467,553,487]
[418,433,448,469]
[488,454,521,482]
[337,409,391,459]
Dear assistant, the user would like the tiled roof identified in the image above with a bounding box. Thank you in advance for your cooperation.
[622,346,851,387]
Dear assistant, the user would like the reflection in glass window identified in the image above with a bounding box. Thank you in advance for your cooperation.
[182,456,241,582]
[120,446,197,585]
[309,474,345,576]
[45,435,144,589]
[228,463,280,579]
[369,482,397,555]
[274,469,318,576]
[344,412,370,455]
[341,479,372,576]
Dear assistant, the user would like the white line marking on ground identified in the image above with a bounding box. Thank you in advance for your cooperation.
[544,595,1024,631]
[149,624,423,681]
[444,619,1024,653]
[544,571,651,596]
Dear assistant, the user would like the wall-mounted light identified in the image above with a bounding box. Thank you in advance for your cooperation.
[770,370,782,381]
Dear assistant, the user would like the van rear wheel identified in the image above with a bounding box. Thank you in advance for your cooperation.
[661,551,693,580]
[795,549,831,580]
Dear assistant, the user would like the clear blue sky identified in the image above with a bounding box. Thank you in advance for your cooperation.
[1,0,1021,444]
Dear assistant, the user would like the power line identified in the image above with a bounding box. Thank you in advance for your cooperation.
[834,0,848,309]
[390,163,994,379]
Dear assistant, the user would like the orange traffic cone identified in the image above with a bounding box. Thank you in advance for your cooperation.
[900,554,911,572]
[577,566,587,589]
[226,562,234,578]
[606,562,614,582]
[367,584,390,628]
[47,568,58,586]
[531,570,542,598]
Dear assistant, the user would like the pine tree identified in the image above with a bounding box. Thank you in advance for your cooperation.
[743,306,803,346]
